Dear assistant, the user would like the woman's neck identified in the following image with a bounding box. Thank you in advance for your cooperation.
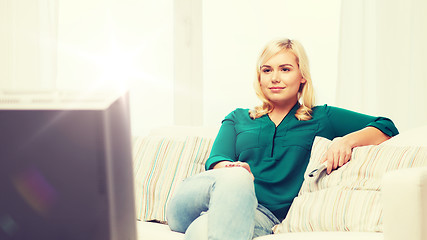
[268,100,298,127]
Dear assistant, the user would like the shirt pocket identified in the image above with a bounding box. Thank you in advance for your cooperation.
[235,126,260,154]
[278,122,319,151]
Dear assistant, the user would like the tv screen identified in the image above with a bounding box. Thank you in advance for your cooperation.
[0,90,136,240]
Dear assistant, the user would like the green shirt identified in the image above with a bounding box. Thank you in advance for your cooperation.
[205,103,399,221]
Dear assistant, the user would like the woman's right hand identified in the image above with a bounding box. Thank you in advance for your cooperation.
[213,161,254,180]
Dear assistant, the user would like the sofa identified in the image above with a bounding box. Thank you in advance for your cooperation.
[133,125,427,240]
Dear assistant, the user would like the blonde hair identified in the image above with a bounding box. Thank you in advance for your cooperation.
[249,38,315,121]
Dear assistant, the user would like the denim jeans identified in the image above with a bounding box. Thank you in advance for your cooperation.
[166,167,280,240]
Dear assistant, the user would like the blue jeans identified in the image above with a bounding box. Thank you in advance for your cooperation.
[166,167,280,240]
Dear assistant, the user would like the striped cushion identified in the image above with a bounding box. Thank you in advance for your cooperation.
[274,136,427,233]
[133,135,214,222]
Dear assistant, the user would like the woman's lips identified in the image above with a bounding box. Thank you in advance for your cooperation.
[270,87,285,92]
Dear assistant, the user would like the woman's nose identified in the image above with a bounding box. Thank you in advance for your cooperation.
[271,71,280,83]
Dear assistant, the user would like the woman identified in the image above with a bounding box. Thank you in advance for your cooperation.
[166,38,399,239]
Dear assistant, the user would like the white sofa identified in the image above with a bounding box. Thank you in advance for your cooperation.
[134,125,427,240]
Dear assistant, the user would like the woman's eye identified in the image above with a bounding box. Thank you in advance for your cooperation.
[281,68,290,72]
[262,69,271,73]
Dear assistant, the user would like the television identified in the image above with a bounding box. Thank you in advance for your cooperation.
[0,90,136,240]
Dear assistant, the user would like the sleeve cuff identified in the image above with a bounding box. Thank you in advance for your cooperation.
[367,118,399,137]
[205,156,234,170]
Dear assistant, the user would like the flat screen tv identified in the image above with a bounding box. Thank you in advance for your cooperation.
[0,90,136,240]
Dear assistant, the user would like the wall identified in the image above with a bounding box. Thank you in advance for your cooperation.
[0,0,58,90]
[56,0,174,135]
[1,0,341,135]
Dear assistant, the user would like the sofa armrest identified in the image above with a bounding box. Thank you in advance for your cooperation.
[382,167,427,240]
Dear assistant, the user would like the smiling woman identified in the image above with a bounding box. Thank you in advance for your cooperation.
[202,1,342,126]
[166,38,398,240]
[259,52,305,109]
[251,39,314,122]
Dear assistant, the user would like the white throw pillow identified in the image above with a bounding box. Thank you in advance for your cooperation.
[133,135,214,222]
[274,136,427,233]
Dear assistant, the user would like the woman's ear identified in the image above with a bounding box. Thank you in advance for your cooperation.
[299,81,306,92]
[301,78,307,84]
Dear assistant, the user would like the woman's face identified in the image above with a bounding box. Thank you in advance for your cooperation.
[259,50,306,108]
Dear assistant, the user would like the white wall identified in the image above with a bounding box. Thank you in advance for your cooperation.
[56,0,342,132]
[57,0,174,135]
[202,0,342,125]
[0,0,58,90]
[2,0,341,134]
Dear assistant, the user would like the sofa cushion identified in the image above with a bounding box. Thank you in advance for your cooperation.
[136,221,384,240]
[133,135,214,222]
[137,221,184,240]
[256,231,383,240]
[274,136,427,233]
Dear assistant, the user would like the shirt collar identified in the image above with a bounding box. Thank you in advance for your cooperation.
[261,101,301,122]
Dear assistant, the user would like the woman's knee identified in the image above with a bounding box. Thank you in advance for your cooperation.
[215,167,255,192]
[167,168,256,233]
[210,167,257,210]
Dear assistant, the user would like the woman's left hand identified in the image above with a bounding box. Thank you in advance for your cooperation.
[321,137,353,174]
